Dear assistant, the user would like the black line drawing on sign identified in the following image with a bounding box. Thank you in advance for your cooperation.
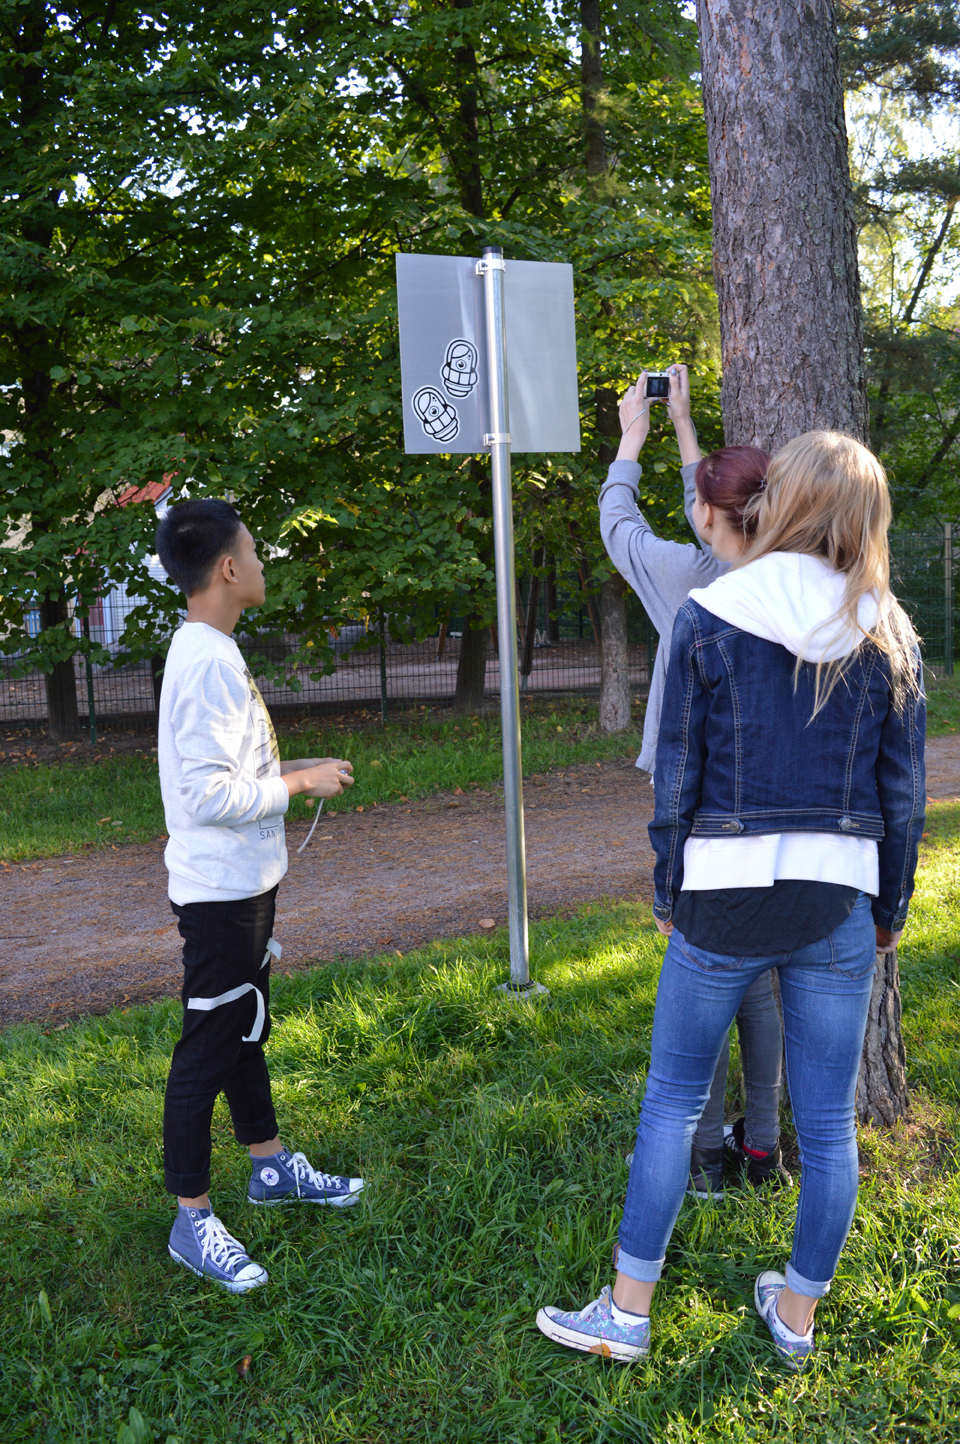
[441,338,478,398]
[413,386,459,442]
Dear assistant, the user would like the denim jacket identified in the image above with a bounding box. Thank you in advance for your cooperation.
[649,599,926,933]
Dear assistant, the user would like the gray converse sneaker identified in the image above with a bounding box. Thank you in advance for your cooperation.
[536,1285,651,1361]
[168,1208,268,1293]
[247,1150,364,1207]
[754,1270,815,1368]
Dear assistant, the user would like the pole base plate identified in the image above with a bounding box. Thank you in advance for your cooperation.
[497,980,550,1000]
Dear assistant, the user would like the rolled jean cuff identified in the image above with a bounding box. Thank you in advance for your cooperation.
[615,1245,664,1285]
[164,1165,211,1198]
[786,1262,832,1299]
[233,1109,279,1147]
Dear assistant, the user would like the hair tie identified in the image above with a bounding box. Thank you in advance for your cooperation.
[758,477,768,492]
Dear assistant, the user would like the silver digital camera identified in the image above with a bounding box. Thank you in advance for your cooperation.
[645,372,671,400]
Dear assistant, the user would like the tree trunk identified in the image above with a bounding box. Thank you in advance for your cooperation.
[453,618,489,712]
[40,591,80,741]
[698,2,905,1121]
[696,0,868,448]
[593,376,630,729]
[151,652,165,711]
[856,949,909,1127]
[599,571,631,732]
[545,566,560,643]
[580,0,607,181]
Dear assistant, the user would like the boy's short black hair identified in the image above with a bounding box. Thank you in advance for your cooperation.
[155,498,244,597]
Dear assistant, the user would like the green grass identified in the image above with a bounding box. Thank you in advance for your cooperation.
[0,701,643,862]
[0,805,958,1442]
[926,670,960,736]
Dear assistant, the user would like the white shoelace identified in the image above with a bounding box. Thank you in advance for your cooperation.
[577,1286,612,1320]
[288,1151,342,1196]
[197,1214,251,1273]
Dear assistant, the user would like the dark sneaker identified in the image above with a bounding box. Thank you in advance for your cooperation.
[688,1143,725,1200]
[168,1208,267,1294]
[247,1150,364,1207]
[724,1118,793,1189]
[536,1285,650,1361]
[754,1270,814,1368]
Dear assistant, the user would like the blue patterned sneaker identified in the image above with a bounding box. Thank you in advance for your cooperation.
[247,1150,364,1207]
[754,1271,815,1368]
[536,1285,650,1361]
[168,1208,267,1294]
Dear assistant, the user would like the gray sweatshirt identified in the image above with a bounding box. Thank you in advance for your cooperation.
[598,459,727,774]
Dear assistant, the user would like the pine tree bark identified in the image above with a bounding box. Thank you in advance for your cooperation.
[695,0,868,448]
[856,949,909,1126]
[697,1,906,1125]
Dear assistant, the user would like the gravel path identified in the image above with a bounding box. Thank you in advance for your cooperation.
[3,736,957,1029]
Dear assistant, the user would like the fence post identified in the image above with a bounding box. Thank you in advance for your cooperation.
[945,522,954,678]
[81,610,97,746]
[378,613,388,724]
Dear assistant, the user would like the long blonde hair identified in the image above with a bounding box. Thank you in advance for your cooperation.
[739,431,919,712]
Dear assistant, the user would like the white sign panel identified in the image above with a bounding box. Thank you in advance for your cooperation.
[396,253,580,455]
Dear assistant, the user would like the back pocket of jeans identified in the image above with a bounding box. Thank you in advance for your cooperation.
[828,953,877,981]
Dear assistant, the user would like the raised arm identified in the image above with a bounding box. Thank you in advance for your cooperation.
[599,369,721,639]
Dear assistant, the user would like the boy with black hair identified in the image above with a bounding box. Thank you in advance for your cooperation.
[155,497,363,1293]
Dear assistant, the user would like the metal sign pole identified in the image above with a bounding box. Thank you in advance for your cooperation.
[478,245,545,996]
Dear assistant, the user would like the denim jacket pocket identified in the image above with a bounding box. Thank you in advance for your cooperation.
[675,933,746,972]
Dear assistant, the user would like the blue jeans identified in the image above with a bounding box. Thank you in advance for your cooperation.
[618,894,876,1297]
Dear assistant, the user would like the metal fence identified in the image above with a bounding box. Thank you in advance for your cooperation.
[889,524,957,674]
[2,525,954,732]
[0,579,656,732]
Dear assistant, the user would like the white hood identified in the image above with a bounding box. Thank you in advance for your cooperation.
[688,552,878,662]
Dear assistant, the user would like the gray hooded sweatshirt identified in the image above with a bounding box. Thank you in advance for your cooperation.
[598,459,727,774]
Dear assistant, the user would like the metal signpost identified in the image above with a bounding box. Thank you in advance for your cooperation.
[396,247,579,995]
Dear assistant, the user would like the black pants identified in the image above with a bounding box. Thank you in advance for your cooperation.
[163,886,280,1197]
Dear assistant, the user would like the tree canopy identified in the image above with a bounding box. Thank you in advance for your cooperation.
[3,0,959,735]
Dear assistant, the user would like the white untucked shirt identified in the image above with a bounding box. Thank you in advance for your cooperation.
[158,622,289,905]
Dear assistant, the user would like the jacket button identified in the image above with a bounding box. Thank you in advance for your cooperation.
[721,820,743,834]
[839,816,854,832]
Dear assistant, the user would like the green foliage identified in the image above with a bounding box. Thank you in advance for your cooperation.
[0,805,958,1441]
[846,73,960,519]
[0,0,717,698]
[839,1,960,107]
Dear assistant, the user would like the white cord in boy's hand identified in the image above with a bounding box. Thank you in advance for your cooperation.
[297,797,325,853]
[282,758,354,854]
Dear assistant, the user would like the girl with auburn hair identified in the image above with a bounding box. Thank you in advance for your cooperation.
[539,430,925,1368]
[598,367,789,1203]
